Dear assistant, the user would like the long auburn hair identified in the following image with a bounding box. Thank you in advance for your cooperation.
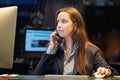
[56,7,89,74]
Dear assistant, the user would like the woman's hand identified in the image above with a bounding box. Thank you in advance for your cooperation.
[94,67,111,77]
[46,31,59,54]
[49,31,58,48]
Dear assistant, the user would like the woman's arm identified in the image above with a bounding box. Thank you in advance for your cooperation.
[34,53,55,75]
[94,51,119,76]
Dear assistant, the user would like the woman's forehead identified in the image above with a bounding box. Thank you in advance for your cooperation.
[57,12,70,19]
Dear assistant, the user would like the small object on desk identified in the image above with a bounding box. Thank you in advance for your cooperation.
[9,74,19,77]
[0,74,19,78]
[95,74,105,78]
[0,74,10,78]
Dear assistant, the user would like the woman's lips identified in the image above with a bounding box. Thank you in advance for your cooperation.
[58,30,64,32]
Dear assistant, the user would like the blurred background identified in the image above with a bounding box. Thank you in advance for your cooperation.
[0,0,120,75]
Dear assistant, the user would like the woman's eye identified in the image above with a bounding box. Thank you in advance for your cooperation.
[62,20,67,23]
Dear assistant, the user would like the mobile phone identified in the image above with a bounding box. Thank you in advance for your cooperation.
[55,33,62,45]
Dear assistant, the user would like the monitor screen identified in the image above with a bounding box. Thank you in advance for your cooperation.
[24,29,53,53]
[0,6,17,69]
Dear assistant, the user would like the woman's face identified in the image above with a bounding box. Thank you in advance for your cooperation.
[56,12,74,38]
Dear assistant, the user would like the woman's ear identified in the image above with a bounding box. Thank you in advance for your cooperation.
[74,23,77,30]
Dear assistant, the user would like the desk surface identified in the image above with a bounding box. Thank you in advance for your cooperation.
[0,75,120,80]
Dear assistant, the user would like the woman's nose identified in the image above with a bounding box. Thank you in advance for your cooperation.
[57,22,61,28]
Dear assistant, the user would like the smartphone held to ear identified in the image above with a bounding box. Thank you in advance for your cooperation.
[55,34,62,45]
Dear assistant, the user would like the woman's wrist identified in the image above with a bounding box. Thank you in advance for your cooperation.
[46,45,56,54]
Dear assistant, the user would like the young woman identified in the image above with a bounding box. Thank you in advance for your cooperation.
[34,7,118,76]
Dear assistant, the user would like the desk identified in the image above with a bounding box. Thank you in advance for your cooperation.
[0,75,120,80]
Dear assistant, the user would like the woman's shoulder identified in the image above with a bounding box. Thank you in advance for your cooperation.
[86,41,102,54]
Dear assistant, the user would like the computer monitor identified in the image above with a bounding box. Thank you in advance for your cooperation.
[24,29,53,53]
[0,6,17,69]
